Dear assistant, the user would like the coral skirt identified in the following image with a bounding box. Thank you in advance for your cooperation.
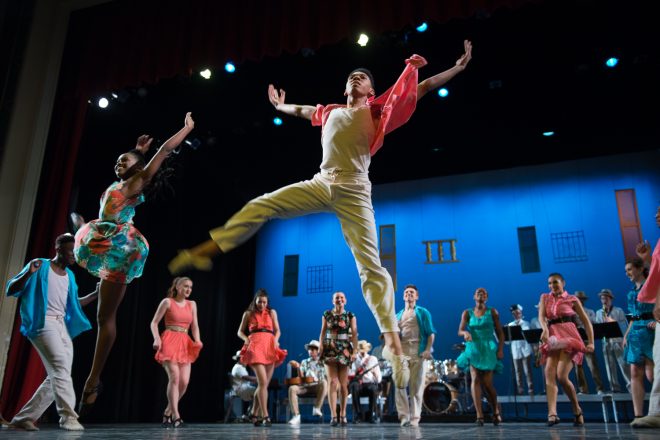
[155,330,201,364]
[540,322,586,365]
[240,332,287,366]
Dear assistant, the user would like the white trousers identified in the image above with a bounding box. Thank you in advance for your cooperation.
[602,340,631,391]
[649,324,660,416]
[210,171,397,332]
[395,342,426,422]
[12,316,78,424]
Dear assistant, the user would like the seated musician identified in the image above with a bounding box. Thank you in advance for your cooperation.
[230,350,258,420]
[287,340,328,425]
[349,340,382,423]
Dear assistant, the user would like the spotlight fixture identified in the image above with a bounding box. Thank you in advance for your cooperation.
[200,69,212,79]
[605,57,619,68]
[357,34,369,47]
[416,22,428,32]
[542,131,555,137]
[97,97,109,108]
[225,62,236,73]
[437,88,449,98]
[273,117,283,126]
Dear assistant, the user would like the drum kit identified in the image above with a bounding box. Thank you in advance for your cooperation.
[422,343,469,415]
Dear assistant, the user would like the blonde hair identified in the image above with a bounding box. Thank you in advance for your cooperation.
[167,277,191,298]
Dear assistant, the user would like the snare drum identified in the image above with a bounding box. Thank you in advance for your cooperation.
[422,381,459,414]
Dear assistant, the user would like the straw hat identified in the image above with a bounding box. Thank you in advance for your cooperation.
[357,340,372,352]
[575,291,588,300]
[304,339,320,350]
[598,288,614,299]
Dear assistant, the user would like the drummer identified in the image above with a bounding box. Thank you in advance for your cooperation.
[395,284,437,427]
[287,340,328,425]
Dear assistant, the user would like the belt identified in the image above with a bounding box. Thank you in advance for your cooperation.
[326,333,350,340]
[165,325,188,333]
[45,315,64,321]
[629,312,654,321]
[250,328,274,335]
[548,316,575,326]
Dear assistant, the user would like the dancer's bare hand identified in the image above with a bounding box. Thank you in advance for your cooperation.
[28,259,42,273]
[585,343,595,353]
[135,135,153,154]
[462,331,472,342]
[406,54,428,69]
[153,338,161,351]
[184,112,194,129]
[455,40,472,70]
[268,84,286,109]
[636,240,651,262]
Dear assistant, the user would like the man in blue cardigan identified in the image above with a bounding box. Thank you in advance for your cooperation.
[5,234,97,431]
[394,284,436,427]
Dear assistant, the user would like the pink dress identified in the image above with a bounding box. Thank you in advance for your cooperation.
[240,309,287,366]
[539,292,586,365]
[155,299,201,364]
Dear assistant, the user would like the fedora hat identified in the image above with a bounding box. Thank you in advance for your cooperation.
[304,339,320,350]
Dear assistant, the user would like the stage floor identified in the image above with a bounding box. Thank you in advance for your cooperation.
[1,422,657,439]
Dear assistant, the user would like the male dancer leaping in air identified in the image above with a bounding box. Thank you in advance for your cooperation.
[169,41,473,389]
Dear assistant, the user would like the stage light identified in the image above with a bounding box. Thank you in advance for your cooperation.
[111,93,118,99]
[200,69,212,79]
[416,22,428,32]
[273,117,283,126]
[357,34,369,47]
[98,97,109,108]
[605,57,619,68]
[225,62,236,73]
[437,88,448,98]
[543,131,555,137]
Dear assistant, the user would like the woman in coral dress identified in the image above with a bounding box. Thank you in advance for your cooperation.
[74,113,195,414]
[150,277,202,428]
[457,287,504,426]
[237,289,287,426]
[318,291,358,426]
[539,272,594,427]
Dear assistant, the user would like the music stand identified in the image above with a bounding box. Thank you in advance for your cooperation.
[593,322,624,393]
[522,329,542,344]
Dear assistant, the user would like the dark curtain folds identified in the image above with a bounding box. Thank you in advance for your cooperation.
[0,0,536,420]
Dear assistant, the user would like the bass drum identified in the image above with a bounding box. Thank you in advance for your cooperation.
[422,381,459,414]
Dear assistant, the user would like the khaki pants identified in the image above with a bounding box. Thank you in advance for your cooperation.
[395,342,426,423]
[210,171,397,332]
[288,381,328,415]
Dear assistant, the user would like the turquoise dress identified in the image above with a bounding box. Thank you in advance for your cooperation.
[457,308,503,373]
[623,284,655,364]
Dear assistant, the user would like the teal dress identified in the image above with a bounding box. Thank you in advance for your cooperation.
[457,308,503,373]
[623,284,655,364]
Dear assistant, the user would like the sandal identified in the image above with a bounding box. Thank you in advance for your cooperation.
[172,418,184,428]
[161,414,173,428]
[573,412,584,427]
[340,416,348,426]
[475,417,484,426]
[78,381,103,417]
[330,417,338,426]
[492,412,502,426]
[262,417,272,427]
[547,414,560,426]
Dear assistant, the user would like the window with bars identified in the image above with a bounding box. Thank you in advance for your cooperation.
[306,265,333,294]
[550,231,588,263]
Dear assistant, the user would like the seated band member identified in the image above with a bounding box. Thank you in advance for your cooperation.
[349,340,382,424]
[287,340,328,425]
[230,350,258,421]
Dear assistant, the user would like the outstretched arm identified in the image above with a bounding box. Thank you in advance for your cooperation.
[417,40,472,101]
[78,282,100,307]
[268,85,316,120]
[123,112,194,196]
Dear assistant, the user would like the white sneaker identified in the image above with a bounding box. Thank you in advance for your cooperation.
[60,418,84,431]
[288,414,301,425]
[312,407,323,417]
[383,346,410,389]
[400,418,411,427]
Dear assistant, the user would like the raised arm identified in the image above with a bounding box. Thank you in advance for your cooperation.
[417,40,472,101]
[268,84,316,120]
[150,298,170,351]
[123,112,194,196]
[191,300,202,346]
[6,260,41,296]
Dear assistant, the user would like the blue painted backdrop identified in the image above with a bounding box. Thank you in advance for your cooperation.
[252,151,660,396]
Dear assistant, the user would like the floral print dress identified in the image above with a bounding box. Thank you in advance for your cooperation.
[321,309,355,366]
[74,181,149,284]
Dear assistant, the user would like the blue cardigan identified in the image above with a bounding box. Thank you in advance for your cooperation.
[6,259,92,339]
[396,305,437,355]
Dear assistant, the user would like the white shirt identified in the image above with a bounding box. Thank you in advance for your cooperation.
[506,319,533,359]
[231,363,253,391]
[351,353,381,384]
[320,106,375,173]
[46,267,69,317]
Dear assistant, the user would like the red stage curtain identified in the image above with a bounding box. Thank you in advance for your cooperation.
[0,0,536,417]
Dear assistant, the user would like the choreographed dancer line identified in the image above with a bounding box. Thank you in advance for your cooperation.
[168,41,473,391]
[74,113,195,415]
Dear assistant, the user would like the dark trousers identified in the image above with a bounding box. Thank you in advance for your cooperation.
[349,381,379,419]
